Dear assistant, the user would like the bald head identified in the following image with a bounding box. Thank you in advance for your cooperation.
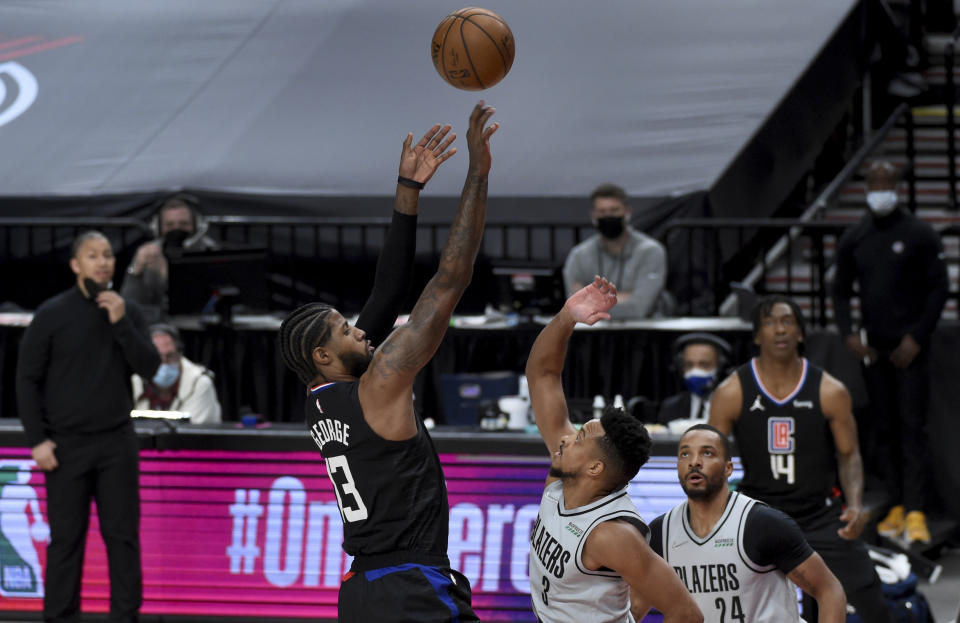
[866,161,898,192]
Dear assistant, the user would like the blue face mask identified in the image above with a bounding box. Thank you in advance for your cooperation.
[152,363,180,389]
[683,367,717,398]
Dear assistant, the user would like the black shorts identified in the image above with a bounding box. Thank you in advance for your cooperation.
[798,506,879,591]
[338,563,479,623]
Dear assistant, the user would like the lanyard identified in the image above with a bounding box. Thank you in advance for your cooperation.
[596,238,629,289]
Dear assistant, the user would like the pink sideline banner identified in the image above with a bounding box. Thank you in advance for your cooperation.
[0,447,694,621]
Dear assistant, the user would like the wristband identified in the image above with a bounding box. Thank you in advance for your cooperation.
[397,175,425,190]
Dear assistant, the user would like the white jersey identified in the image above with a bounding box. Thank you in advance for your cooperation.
[529,480,648,623]
[658,492,799,623]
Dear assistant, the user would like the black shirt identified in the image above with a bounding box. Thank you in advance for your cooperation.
[733,359,837,522]
[16,286,160,446]
[832,208,948,349]
[306,381,449,561]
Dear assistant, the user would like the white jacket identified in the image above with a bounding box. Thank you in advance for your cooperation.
[132,356,222,424]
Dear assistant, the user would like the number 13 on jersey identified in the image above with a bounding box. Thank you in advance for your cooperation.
[326,455,369,523]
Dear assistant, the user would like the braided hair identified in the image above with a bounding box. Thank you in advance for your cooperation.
[278,303,336,386]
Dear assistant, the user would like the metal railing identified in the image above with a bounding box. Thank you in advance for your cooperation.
[204,215,592,267]
[0,217,150,259]
[946,25,960,210]
[663,217,960,324]
[710,103,910,316]
[0,216,592,311]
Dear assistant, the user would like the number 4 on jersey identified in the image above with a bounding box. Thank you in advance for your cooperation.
[714,595,745,622]
[769,454,796,485]
[326,455,369,523]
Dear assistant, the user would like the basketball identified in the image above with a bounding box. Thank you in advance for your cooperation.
[431,7,515,91]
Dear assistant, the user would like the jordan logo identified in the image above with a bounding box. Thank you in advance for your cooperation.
[750,395,765,412]
[793,400,813,409]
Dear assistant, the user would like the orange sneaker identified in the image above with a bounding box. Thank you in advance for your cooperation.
[877,505,905,538]
[905,511,931,545]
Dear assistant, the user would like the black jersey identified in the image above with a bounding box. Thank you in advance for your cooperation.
[305,380,449,559]
[733,358,837,521]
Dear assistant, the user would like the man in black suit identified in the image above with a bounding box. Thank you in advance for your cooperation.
[656,333,730,425]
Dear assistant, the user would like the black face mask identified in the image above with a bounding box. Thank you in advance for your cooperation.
[595,216,625,239]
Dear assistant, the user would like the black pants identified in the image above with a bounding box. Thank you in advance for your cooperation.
[799,507,892,623]
[43,426,141,623]
[338,563,478,623]
[862,351,930,512]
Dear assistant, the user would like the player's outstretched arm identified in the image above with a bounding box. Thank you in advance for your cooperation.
[526,276,617,454]
[355,124,457,346]
[820,373,866,540]
[359,102,497,438]
[585,521,703,623]
[787,552,846,623]
[707,372,742,435]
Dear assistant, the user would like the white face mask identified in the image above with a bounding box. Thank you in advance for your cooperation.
[866,190,898,217]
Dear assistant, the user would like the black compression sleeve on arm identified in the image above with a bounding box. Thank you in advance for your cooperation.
[356,210,418,346]
[742,504,814,574]
[647,514,665,557]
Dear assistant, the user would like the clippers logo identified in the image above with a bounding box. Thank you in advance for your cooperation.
[767,417,795,454]
[0,34,83,128]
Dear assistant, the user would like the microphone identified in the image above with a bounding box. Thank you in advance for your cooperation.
[83,278,106,299]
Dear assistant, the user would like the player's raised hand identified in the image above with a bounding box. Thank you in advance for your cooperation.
[466,100,498,175]
[564,276,618,325]
[399,124,457,185]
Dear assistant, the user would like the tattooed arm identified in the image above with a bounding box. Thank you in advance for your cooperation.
[359,102,499,440]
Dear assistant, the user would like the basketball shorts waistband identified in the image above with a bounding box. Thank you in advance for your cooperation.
[350,550,450,572]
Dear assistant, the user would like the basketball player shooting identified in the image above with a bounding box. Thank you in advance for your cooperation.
[278,102,497,623]
[638,423,845,622]
[525,276,702,623]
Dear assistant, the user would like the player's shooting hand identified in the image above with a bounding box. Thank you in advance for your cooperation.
[837,505,866,540]
[466,100,498,175]
[96,290,126,324]
[399,124,457,185]
[31,439,58,472]
[564,276,618,325]
[890,334,921,369]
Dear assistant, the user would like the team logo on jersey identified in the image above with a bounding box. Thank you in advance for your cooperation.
[565,521,583,538]
[792,400,813,409]
[768,417,795,454]
[749,395,765,412]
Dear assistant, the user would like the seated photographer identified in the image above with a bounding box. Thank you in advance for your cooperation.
[121,193,219,323]
[132,324,221,424]
[656,332,730,425]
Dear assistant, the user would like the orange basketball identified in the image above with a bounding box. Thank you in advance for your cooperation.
[431,7,515,91]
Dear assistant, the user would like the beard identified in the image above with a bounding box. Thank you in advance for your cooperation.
[680,469,726,501]
[340,350,373,377]
[548,466,577,480]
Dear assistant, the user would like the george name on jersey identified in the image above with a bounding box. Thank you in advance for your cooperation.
[310,418,350,452]
[672,563,740,594]
[530,515,572,579]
